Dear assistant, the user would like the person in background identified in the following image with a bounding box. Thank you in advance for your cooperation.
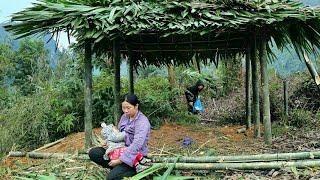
[185,80,205,114]
[89,93,151,180]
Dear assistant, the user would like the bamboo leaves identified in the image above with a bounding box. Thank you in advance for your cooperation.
[4,0,320,66]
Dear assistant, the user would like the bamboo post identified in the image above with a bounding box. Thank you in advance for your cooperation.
[192,54,201,74]
[245,48,252,129]
[259,36,272,145]
[84,39,93,149]
[283,79,289,118]
[167,64,175,89]
[250,35,260,138]
[113,39,121,125]
[128,50,134,94]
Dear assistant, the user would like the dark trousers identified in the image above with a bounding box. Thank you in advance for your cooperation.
[88,147,136,180]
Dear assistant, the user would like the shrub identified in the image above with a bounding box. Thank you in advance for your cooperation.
[0,95,51,153]
[290,74,320,112]
[289,109,313,128]
[269,76,285,122]
[133,76,176,127]
[168,111,199,125]
[92,71,115,126]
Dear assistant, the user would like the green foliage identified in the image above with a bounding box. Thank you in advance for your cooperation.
[175,65,218,98]
[0,94,51,152]
[0,43,85,152]
[133,76,176,127]
[289,109,313,128]
[290,76,320,113]
[269,74,286,122]
[272,124,289,137]
[169,111,199,125]
[92,71,115,125]
[216,57,242,96]
[12,38,50,95]
[45,52,84,138]
[129,163,165,180]
[137,65,166,79]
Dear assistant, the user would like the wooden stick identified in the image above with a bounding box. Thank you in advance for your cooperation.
[191,140,211,155]
[149,147,180,157]
[32,138,65,152]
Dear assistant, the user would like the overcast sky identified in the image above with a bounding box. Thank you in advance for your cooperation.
[0,0,72,48]
[0,0,36,23]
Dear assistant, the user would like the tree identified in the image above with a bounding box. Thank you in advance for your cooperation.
[13,38,49,95]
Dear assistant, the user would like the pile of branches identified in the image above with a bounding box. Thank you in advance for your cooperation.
[272,130,320,153]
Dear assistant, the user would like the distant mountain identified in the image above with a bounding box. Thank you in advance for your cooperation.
[271,0,320,77]
[302,0,320,6]
[0,24,60,68]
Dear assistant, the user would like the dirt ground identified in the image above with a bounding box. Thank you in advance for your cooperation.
[2,123,320,179]
[2,123,261,166]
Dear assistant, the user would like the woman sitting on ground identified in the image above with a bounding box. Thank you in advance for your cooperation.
[89,93,151,180]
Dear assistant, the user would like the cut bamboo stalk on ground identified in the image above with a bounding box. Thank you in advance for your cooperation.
[32,138,65,152]
[152,151,320,163]
[154,159,320,170]
[8,151,89,160]
[8,151,320,164]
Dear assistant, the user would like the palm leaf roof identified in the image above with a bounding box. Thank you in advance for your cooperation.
[5,0,320,66]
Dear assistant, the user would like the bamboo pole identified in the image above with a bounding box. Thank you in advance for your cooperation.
[259,37,272,145]
[128,50,134,94]
[245,49,252,129]
[303,52,320,88]
[167,64,175,88]
[152,151,320,163]
[84,39,93,149]
[8,151,89,160]
[32,138,65,152]
[113,39,121,125]
[250,35,260,138]
[153,160,320,170]
[283,79,289,118]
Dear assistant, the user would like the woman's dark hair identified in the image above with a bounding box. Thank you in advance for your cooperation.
[195,80,204,88]
[122,93,140,106]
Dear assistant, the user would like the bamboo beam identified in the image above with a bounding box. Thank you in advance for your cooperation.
[119,48,246,52]
[153,160,320,170]
[129,37,246,45]
[152,151,320,163]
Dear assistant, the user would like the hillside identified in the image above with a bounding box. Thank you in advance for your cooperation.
[0,24,60,67]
